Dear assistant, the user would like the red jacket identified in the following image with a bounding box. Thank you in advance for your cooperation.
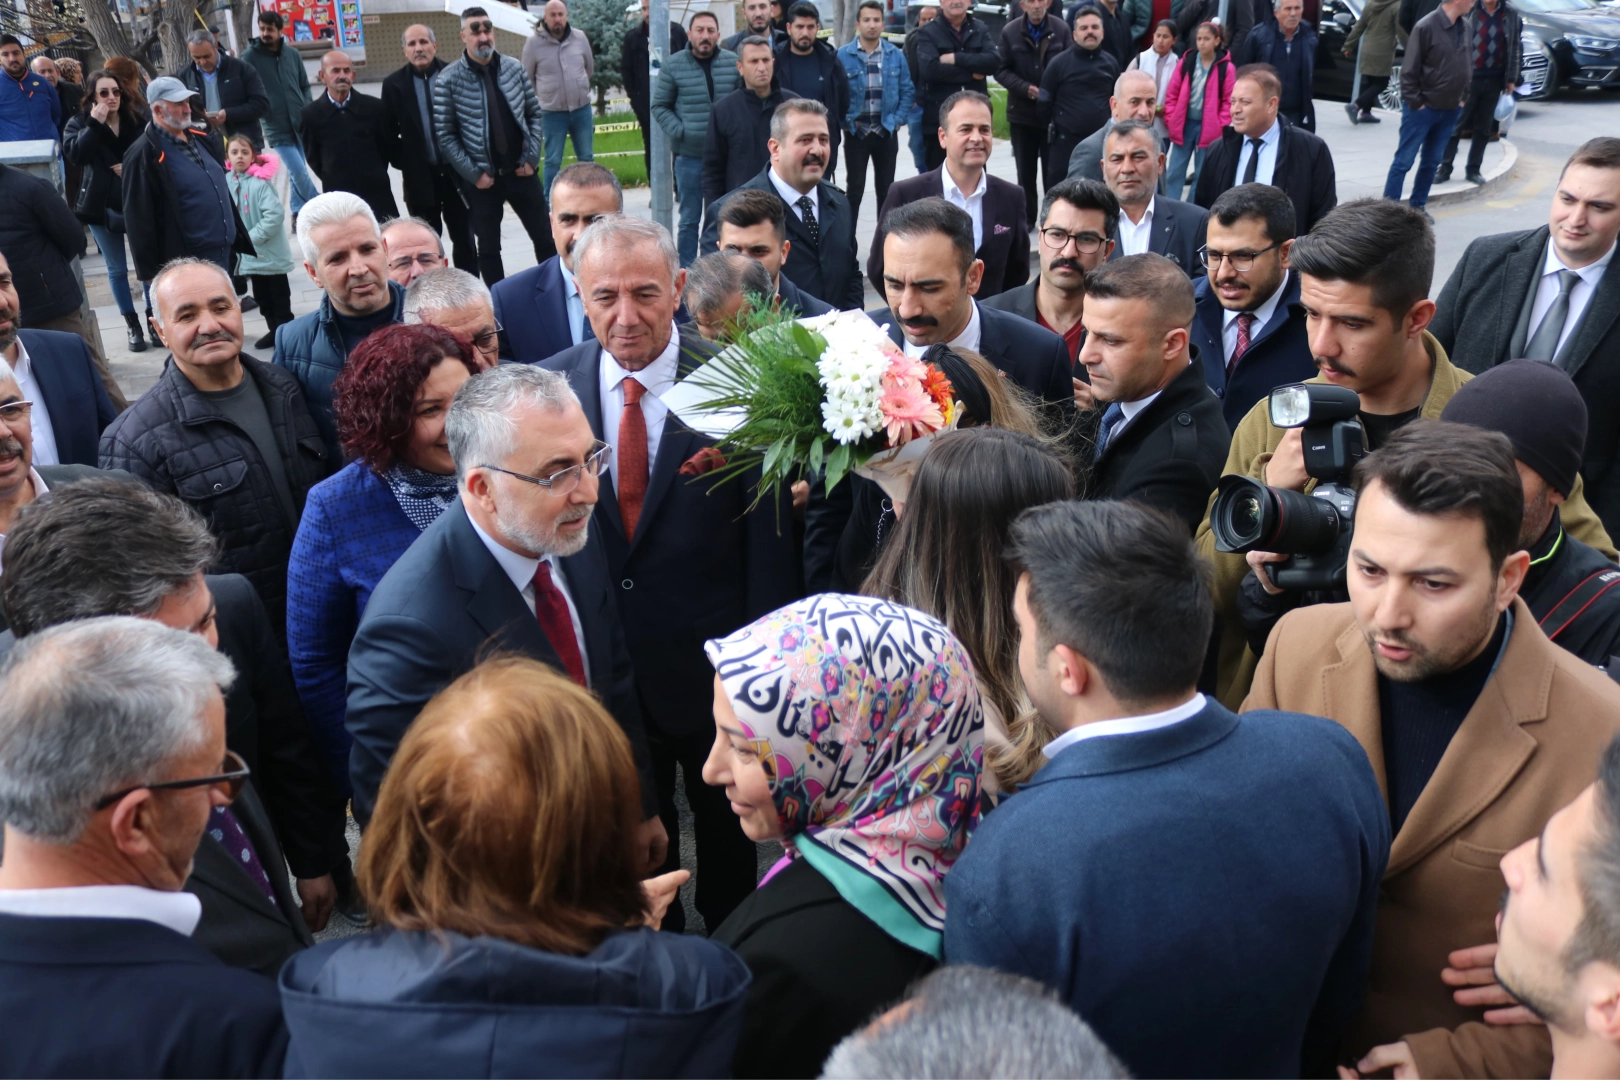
[1163,51,1235,148]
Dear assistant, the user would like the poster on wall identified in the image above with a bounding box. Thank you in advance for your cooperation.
[259,0,367,62]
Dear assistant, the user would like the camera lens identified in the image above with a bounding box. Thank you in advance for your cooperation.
[1212,475,1346,556]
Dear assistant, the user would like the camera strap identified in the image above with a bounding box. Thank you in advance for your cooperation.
[1539,568,1620,643]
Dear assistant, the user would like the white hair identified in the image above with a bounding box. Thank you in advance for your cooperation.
[445,365,581,480]
[149,257,236,327]
[296,190,381,265]
[1114,68,1157,96]
[382,215,446,258]
[402,24,436,45]
[404,267,492,323]
[572,214,679,285]
[0,617,236,844]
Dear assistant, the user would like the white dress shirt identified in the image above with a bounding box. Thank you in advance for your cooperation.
[1221,270,1291,364]
[467,511,591,683]
[902,300,982,359]
[1233,118,1281,187]
[1042,693,1208,759]
[769,167,819,224]
[0,466,47,574]
[9,339,59,467]
[942,165,989,253]
[1117,195,1157,258]
[600,325,681,481]
[0,884,203,936]
[1528,240,1617,360]
[559,260,587,347]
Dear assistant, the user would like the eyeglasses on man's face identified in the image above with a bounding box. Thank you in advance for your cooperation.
[480,443,611,496]
[1040,227,1107,254]
[0,399,34,427]
[1199,241,1283,273]
[387,252,444,274]
[471,320,503,355]
[95,749,251,810]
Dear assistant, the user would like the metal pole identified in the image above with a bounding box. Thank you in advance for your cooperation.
[1350,34,1364,105]
[1217,0,1229,36]
[648,0,674,232]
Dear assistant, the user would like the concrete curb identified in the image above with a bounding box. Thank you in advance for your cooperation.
[1428,137,1518,207]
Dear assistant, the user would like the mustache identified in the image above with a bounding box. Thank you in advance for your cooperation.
[1049,257,1083,273]
[801,153,825,167]
[192,329,238,346]
[1317,356,1356,377]
[901,314,939,329]
[0,436,23,460]
[557,504,593,525]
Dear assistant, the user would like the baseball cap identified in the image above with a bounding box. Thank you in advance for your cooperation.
[146,76,199,104]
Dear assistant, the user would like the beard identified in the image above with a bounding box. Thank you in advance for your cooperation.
[497,501,594,558]
[1363,596,1500,682]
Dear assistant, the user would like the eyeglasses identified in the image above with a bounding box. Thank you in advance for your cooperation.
[471,320,503,354]
[465,20,494,32]
[387,252,444,273]
[0,400,34,426]
[95,749,251,810]
[480,443,612,496]
[1199,241,1282,272]
[1040,227,1107,254]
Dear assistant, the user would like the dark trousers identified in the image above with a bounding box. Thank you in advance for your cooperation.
[407,168,480,275]
[248,273,294,329]
[1046,129,1081,186]
[1280,104,1312,132]
[1353,74,1390,112]
[647,723,759,935]
[1009,122,1049,225]
[634,106,653,180]
[843,127,898,224]
[922,100,947,171]
[1441,73,1504,176]
[466,170,556,286]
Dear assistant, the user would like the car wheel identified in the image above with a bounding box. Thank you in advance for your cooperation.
[1379,65,1402,111]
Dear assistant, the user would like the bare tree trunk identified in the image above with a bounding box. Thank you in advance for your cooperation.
[154,0,199,73]
[82,0,137,62]
[832,0,856,45]
[230,0,257,55]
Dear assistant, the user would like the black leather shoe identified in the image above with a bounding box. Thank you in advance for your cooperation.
[1434,166,1453,183]
[124,312,148,353]
[1466,169,1486,184]
[238,295,259,313]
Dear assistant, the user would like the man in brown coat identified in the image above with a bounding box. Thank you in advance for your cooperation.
[1246,420,1620,1078]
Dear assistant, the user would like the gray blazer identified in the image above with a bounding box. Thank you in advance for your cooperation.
[1067,118,1114,182]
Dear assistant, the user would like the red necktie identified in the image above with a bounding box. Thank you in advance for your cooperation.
[618,377,649,540]
[1228,312,1256,375]
[532,561,587,687]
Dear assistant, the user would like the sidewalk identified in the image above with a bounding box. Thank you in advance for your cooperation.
[83,95,1512,400]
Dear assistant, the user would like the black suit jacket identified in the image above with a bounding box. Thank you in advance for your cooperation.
[14,329,118,466]
[701,167,864,310]
[380,58,453,210]
[491,255,575,364]
[866,168,1031,299]
[1433,224,1620,533]
[345,498,655,826]
[299,92,399,222]
[1193,118,1338,235]
[542,332,801,736]
[778,273,834,317]
[868,302,1076,406]
[1081,354,1231,533]
[1107,196,1209,276]
[177,54,270,149]
[1188,270,1317,428]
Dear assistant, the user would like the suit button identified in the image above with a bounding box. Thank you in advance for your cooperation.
[1215,387,1224,398]
[1177,412,1193,426]
[621,579,633,590]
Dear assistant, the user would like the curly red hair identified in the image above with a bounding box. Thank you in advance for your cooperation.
[332,324,482,473]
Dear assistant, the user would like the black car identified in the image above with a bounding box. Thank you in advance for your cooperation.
[1315,0,1620,101]
[886,0,1013,40]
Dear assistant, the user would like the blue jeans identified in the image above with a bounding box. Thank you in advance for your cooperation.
[269,139,320,214]
[1165,138,1207,202]
[543,106,595,197]
[89,223,144,316]
[674,153,704,266]
[1383,104,1462,208]
[907,104,926,172]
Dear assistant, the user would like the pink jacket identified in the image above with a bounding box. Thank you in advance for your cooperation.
[1163,53,1236,149]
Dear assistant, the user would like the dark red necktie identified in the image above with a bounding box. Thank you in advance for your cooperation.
[532,561,587,687]
[618,377,649,540]
[1228,312,1256,375]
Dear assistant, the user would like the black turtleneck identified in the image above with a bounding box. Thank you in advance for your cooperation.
[1378,612,1508,834]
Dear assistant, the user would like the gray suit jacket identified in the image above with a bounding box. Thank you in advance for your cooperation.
[1067,118,1114,182]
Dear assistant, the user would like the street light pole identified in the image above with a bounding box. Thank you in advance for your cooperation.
[649,0,674,231]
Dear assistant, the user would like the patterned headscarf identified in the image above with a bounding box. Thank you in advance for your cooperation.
[705,594,984,952]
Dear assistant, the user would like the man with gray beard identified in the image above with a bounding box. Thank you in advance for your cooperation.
[344,365,665,874]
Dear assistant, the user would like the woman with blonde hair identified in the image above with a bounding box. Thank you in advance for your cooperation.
[278,657,751,1079]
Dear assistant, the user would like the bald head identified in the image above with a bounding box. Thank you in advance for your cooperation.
[321,50,355,99]
[1111,69,1158,124]
[29,56,58,85]
[544,0,569,37]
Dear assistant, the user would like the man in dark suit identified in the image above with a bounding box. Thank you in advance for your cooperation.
[381,26,479,274]
[346,365,666,874]
[493,163,624,364]
[945,498,1388,1079]
[1194,65,1337,235]
[716,188,835,315]
[1187,182,1315,427]
[0,619,290,1079]
[1101,120,1207,275]
[301,50,399,222]
[1,254,119,467]
[1077,254,1230,533]
[700,99,864,310]
[544,216,800,932]
[870,198,1075,406]
[1432,137,1620,533]
[868,90,1029,299]
[176,30,270,151]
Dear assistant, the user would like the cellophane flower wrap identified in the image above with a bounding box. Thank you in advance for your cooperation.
[667,308,959,508]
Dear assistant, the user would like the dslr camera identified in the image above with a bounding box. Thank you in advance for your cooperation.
[1211,384,1366,592]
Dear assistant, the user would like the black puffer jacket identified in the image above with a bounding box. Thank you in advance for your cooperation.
[99,354,330,634]
[62,108,146,228]
[0,163,87,324]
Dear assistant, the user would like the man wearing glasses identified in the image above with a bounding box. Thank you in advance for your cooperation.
[0,618,289,1077]
[381,217,449,287]
[347,363,668,882]
[1186,182,1314,427]
[403,268,501,369]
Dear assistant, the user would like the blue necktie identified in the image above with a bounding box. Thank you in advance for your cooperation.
[1095,402,1125,458]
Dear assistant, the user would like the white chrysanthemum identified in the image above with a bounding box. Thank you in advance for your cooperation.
[822,397,880,443]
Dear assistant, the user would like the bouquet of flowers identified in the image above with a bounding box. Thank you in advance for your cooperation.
[663,308,960,508]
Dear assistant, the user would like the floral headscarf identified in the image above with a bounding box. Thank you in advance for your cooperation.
[705,594,984,955]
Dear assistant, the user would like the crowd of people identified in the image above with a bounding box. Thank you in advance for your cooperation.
[0,0,1617,1077]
